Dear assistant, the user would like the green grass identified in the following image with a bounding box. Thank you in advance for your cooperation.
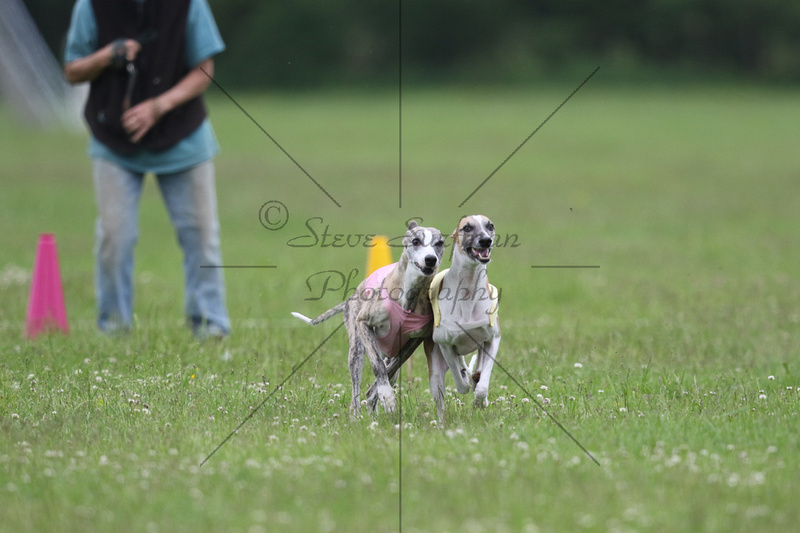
[1,82,799,532]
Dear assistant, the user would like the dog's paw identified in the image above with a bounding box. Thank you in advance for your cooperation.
[376,384,397,414]
[473,388,489,409]
[454,368,472,394]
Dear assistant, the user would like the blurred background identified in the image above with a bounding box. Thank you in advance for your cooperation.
[19,0,800,90]
[1,0,798,334]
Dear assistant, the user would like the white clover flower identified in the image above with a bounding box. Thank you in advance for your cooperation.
[759,394,767,400]
[574,362,583,368]
[11,413,19,420]
[768,375,775,380]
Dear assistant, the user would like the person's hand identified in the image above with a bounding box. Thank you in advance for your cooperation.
[122,97,163,143]
[109,38,141,68]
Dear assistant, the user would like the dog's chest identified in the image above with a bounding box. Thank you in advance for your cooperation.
[433,322,496,355]
[431,271,498,354]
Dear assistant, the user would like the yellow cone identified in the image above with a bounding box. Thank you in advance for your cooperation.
[366,235,392,276]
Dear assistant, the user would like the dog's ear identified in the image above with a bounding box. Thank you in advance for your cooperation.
[451,215,470,242]
[402,220,417,247]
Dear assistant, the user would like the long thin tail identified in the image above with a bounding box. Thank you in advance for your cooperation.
[291,302,346,326]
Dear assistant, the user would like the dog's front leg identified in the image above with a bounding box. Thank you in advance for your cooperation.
[472,335,500,408]
[358,321,396,415]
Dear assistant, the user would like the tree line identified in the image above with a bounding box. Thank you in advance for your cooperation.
[30,0,800,89]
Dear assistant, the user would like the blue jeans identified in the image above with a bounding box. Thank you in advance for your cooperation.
[93,158,230,335]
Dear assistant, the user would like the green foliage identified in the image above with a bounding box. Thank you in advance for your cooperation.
[29,0,800,88]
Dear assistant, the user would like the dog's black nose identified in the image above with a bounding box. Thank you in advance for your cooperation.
[424,255,438,267]
[479,237,492,248]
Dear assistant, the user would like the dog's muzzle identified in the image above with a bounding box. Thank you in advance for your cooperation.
[468,247,492,264]
[415,255,438,276]
[468,238,493,264]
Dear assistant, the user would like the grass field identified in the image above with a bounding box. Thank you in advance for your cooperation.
[1,81,799,532]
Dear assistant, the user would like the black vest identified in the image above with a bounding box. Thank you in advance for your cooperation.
[85,0,207,154]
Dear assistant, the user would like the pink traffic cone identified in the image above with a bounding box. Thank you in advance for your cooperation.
[26,233,69,338]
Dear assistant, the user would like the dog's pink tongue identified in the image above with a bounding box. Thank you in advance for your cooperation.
[479,249,490,258]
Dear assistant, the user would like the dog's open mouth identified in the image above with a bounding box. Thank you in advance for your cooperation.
[414,262,436,276]
[467,247,492,264]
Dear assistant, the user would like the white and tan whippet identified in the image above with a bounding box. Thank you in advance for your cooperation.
[427,214,500,422]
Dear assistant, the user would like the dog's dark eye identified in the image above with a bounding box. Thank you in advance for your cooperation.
[435,240,444,247]
[486,223,494,231]
[411,238,420,246]
[462,224,473,233]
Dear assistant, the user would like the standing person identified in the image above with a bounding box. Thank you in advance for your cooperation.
[63,0,230,339]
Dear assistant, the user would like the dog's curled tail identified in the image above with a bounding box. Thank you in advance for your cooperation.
[291,302,346,326]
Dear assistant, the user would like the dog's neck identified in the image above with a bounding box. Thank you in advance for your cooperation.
[439,250,492,323]
[448,251,488,296]
[386,254,433,314]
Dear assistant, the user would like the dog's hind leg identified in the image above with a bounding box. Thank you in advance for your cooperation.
[358,321,396,415]
[348,336,366,417]
[343,303,367,417]
[426,343,449,424]
[438,345,472,395]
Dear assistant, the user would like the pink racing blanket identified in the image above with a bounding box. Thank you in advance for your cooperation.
[364,263,432,357]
